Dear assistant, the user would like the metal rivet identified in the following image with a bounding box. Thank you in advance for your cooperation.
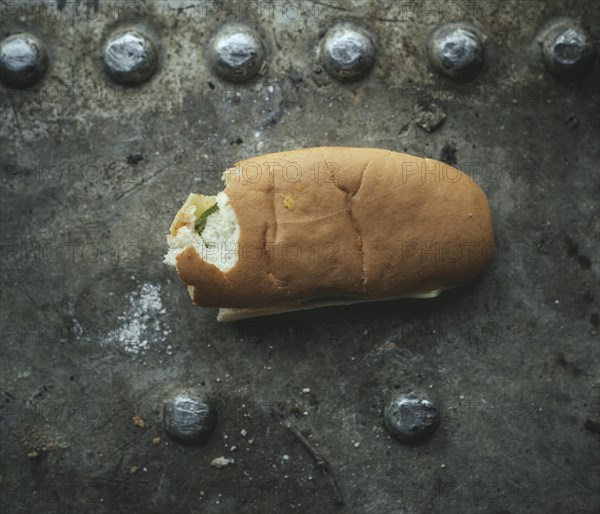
[427,23,484,79]
[103,30,158,85]
[384,392,439,443]
[163,394,217,442]
[208,23,267,83]
[0,33,49,89]
[539,19,592,76]
[319,23,376,82]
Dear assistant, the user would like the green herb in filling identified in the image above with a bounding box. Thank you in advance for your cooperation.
[194,203,219,235]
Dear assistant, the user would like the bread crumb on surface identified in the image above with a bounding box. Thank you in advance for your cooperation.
[132,416,145,428]
[211,456,235,468]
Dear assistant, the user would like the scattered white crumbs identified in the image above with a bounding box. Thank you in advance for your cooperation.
[211,456,235,468]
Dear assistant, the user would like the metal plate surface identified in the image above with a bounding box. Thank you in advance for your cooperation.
[1,1,599,513]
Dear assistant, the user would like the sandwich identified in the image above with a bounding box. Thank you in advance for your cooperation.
[164,147,494,322]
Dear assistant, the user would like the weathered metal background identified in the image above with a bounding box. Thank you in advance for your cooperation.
[1,1,599,513]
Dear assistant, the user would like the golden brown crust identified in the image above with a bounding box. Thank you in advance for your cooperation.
[174,147,495,308]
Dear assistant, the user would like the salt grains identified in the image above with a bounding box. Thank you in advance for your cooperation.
[103,283,172,355]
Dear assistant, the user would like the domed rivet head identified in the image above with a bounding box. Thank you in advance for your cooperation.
[384,392,440,443]
[163,394,217,443]
[427,23,484,79]
[319,23,376,82]
[539,19,592,76]
[0,33,49,89]
[208,23,267,83]
[103,30,158,85]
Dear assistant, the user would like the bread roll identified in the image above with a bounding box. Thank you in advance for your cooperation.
[164,147,494,321]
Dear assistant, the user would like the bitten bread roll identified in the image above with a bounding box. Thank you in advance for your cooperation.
[164,147,494,322]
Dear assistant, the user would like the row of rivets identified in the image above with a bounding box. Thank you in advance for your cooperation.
[0,18,593,89]
[162,391,439,445]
